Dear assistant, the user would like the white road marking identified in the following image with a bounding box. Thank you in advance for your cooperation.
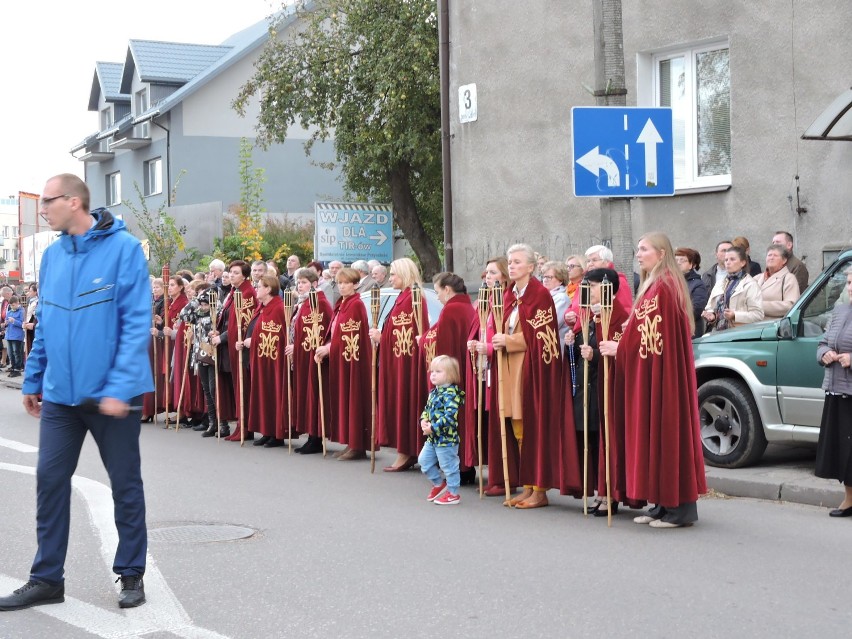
[0,436,38,453]
[0,460,230,638]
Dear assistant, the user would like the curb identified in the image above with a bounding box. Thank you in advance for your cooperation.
[705,464,844,509]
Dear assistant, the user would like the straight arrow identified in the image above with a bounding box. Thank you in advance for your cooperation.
[637,118,663,187]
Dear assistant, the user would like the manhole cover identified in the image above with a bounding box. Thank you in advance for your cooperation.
[148,524,256,543]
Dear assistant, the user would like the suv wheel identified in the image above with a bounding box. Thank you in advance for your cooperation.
[698,378,768,468]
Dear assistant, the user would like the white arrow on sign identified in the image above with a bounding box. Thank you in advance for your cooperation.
[369,229,388,246]
[576,146,620,187]
[637,118,662,187]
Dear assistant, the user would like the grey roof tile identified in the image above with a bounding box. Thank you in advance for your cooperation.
[124,40,233,87]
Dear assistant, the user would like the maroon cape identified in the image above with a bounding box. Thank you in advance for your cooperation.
[160,293,187,412]
[376,286,430,458]
[326,294,371,450]
[221,280,257,425]
[292,290,333,438]
[143,295,165,416]
[615,273,707,507]
[504,278,563,490]
[247,296,288,438]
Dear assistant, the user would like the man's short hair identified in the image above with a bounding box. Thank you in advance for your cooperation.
[209,259,226,273]
[351,260,370,274]
[774,230,794,246]
[715,240,732,251]
[54,173,90,211]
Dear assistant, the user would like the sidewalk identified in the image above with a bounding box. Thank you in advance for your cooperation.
[2,377,843,509]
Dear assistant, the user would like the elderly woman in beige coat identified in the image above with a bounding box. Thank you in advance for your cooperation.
[702,245,764,331]
[754,244,801,320]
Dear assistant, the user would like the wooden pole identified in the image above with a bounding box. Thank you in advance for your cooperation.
[579,277,592,516]
[491,283,511,506]
[152,294,159,424]
[476,282,489,499]
[234,289,246,447]
[599,275,614,527]
[369,285,381,474]
[175,322,192,433]
[162,265,171,429]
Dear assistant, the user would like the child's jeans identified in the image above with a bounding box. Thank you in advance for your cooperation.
[418,442,460,495]
[7,340,23,371]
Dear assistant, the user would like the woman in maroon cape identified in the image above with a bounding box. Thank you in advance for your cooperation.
[213,260,257,442]
[492,244,568,509]
[465,257,522,496]
[159,276,188,419]
[285,267,333,455]
[600,232,707,528]
[368,257,430,471]
[143,278,165,421]
[315,267,371,460]
[574,268,634,516]
[241,274,288,448]
[420,272,476,481]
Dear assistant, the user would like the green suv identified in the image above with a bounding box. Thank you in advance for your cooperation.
[693,249,852,468]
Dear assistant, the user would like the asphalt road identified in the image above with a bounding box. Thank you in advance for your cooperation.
[1,386,850,639]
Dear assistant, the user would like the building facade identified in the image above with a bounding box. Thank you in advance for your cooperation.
[446,0,852,283]
[71,8,342,258]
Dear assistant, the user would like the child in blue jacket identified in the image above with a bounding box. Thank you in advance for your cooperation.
[4,295,25,377]
[418,355,465,505]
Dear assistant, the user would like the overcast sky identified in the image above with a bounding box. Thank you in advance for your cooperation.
[0,0,282,198]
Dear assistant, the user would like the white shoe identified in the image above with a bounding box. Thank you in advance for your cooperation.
[649,519,692,529]
[633,515,655,524]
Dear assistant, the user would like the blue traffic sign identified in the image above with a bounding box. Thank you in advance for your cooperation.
[571,107,674,197]
[315,201,393,264]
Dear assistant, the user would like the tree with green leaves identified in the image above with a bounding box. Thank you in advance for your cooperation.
[123,171,188,272]
[233,0,443,276]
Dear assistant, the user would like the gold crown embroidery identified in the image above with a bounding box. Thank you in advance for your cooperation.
[340,319,361,332]
[526,308,554,331]
[392,311,413,326]
[261,320,282,333]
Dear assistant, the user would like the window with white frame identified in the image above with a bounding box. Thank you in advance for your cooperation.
[107,172,121,206]
[144,158,162,196]
[135,88,150,138]
[100,106,114,152]
[3,248,17,261]
[640,40,731,191]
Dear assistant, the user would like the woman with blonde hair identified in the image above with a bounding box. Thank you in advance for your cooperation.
[369,257,430,471]
[599,232,706,528]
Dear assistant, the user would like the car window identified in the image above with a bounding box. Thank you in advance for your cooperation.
[799,263,850,336]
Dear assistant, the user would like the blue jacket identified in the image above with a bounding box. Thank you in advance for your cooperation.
[23,208,153,405]
[5,306,24,341]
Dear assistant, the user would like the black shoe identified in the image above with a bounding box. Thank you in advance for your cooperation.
[459,468,477,486]
[141,416,154,423]
[192,422,209,431]
[201,424,218,438]
[253,435,272,447]
[264,438,284,448]
[593,501,619,517]
[297,436,323,455]
[0,580,65,611]
[829,505,852,518]
[117,575,145,608]
[218,425,231,438]
[8,371,21,378]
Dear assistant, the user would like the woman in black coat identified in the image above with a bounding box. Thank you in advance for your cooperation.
[676,247,710,336]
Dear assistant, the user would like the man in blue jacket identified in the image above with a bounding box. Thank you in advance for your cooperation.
[0,173,153,612]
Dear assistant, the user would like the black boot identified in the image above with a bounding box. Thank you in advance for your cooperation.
[459,468,477,486]
[296,435,323,455]
[218,423,231,438]
[201,423,218,438]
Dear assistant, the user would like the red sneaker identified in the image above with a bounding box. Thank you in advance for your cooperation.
[426,482,447,502]
[434,492,460,506]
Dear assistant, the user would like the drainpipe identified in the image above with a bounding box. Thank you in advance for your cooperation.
[438,0,453,271]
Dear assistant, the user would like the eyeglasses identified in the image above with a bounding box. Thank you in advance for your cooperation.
[566,264,581,269]
[541,275,555,281]
[40,194,71,208]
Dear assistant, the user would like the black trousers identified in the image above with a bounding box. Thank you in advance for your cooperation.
[198,364,220,428]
